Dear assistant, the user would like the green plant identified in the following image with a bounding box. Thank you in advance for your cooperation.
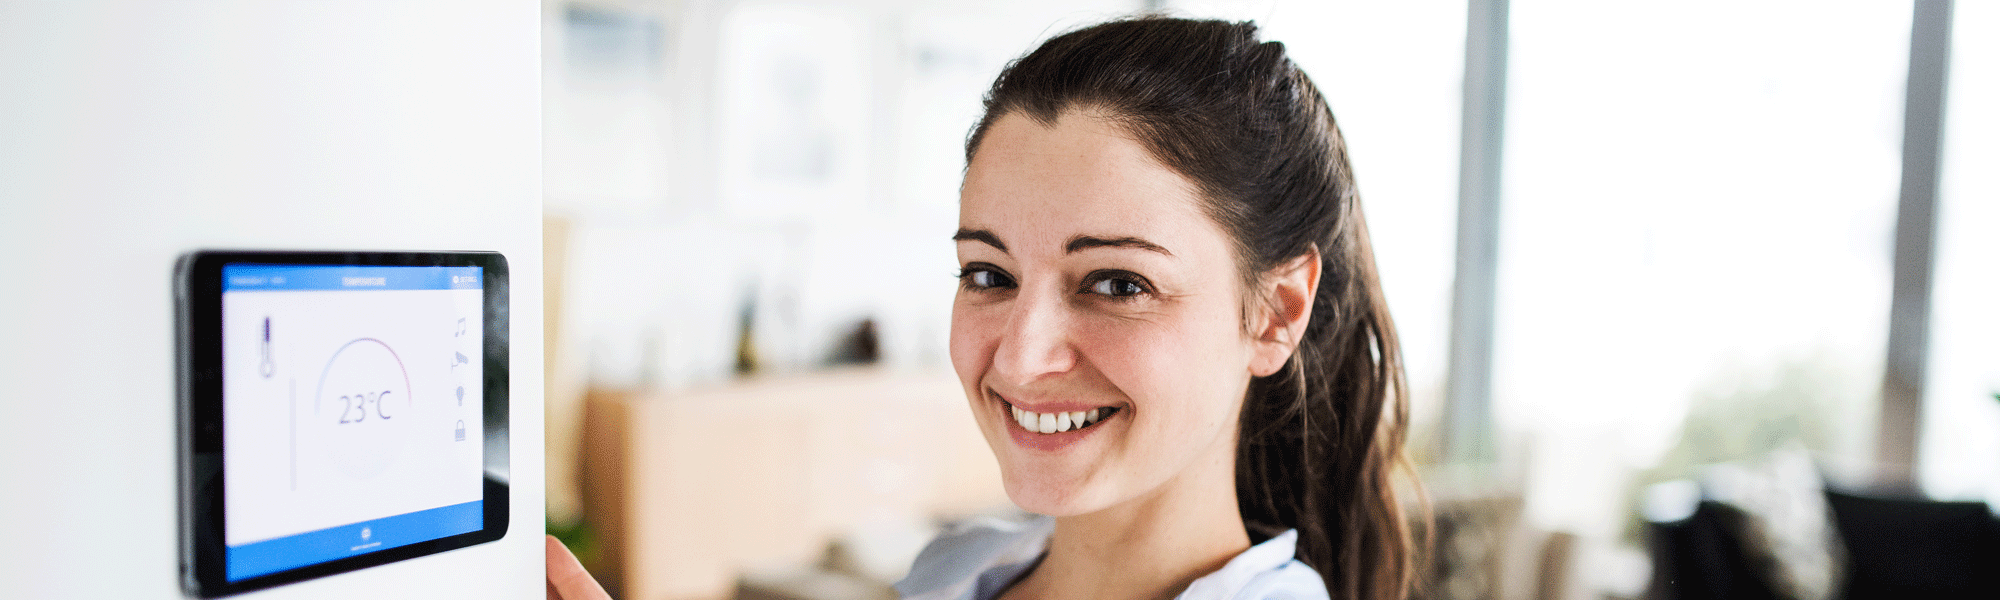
[1620,356,1874,544]
[546,513,600,567]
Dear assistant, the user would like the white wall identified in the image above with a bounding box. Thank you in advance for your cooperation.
[0,2,544,599]
[543,0,1142,391]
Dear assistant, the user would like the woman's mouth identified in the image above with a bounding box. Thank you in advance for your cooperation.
[1006,401,1120,434]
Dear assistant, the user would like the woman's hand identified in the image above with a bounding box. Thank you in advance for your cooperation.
[545,535,612,600]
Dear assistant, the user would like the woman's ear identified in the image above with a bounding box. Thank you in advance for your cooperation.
[1249,250,1320,377]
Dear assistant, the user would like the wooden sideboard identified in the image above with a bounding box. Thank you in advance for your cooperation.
[579,369,1010,600]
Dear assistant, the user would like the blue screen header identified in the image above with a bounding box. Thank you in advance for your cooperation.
[223,264,482,292]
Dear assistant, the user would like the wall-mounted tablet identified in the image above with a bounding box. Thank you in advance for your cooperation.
[176,251,510,597]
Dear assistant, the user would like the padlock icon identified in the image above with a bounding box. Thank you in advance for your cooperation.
[454,420,466,441]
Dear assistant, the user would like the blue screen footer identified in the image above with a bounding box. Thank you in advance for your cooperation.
[227,500,483,581]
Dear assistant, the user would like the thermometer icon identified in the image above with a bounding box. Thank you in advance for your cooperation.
[259,316,276,378]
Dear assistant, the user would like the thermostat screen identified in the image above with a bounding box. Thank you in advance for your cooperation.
[219,264,485,582]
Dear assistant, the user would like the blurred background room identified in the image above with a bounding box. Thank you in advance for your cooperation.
[536,1,1997,599]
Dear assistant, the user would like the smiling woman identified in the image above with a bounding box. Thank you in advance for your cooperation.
[547,15,1418,600]
[913,16,1420,600]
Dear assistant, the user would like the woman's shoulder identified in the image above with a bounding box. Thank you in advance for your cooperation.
[893,515,1054,600]
[892,518,1328,600]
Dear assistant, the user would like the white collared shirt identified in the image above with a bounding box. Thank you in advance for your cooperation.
[893,516,1329,600]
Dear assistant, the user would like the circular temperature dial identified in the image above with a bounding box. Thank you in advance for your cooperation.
[313,338,414,481]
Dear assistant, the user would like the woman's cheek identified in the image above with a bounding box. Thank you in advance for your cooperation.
[1076,315,1171,402]
[1098,308,1240,425]
[948,301,997,389]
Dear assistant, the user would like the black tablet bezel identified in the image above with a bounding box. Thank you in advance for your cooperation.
[176,250,511,598]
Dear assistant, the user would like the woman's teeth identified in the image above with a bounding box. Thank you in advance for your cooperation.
[1010,405,1108,434]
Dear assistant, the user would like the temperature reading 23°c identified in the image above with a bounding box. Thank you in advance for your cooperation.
[313,337,415,481]
[337,390,395,424]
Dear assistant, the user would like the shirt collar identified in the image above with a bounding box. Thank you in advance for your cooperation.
[1176,529,1301,599]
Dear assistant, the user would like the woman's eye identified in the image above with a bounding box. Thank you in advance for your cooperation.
[1088,276,1148,298]
[958,265,1014,290]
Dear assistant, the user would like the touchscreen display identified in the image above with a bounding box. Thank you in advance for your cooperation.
[218,264,486,581]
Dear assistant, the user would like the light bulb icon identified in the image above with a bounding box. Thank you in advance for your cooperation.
[259,316,275,378]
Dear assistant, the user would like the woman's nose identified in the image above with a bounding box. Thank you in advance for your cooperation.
[991,290,1076,384]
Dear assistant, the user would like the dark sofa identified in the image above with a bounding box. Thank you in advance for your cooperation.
[1648,489,2000,600]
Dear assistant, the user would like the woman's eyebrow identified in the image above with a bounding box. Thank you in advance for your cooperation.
[953,228,1007,252]
[1066,235,1173,257]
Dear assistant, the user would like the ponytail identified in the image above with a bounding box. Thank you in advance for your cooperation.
[1239,199,1416,600]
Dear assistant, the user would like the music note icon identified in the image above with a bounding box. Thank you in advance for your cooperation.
[454,317,467,337]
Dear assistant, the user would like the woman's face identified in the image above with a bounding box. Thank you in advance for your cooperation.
[951,110,1261,516]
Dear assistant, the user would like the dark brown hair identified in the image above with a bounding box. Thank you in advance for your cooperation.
[966,17,1420,600]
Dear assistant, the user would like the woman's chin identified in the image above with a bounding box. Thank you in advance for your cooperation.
[1001,470,1116,517]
